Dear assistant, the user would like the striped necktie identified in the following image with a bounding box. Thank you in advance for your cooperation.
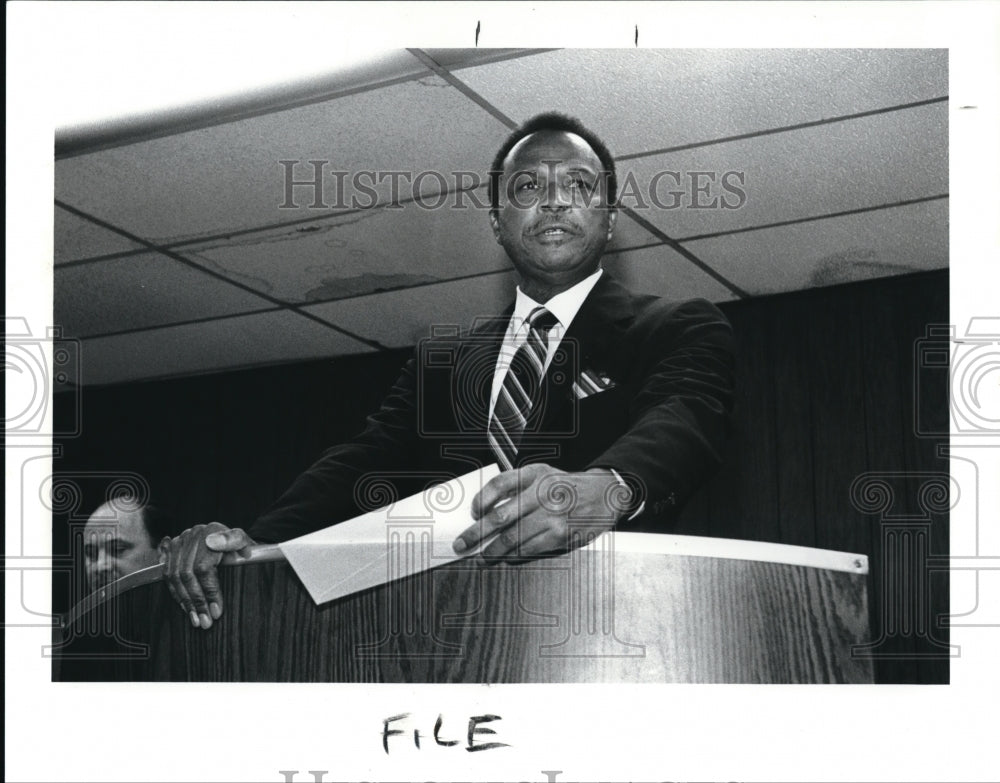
[488,306,559,471]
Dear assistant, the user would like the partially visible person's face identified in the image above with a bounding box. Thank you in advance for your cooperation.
[491,130,617,299]
[82,504,159,592]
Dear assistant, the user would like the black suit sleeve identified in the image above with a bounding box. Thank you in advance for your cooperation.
[587,298,735,521]
[248,352,421,543]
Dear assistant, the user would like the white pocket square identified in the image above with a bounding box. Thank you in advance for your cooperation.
[571,369,617,399]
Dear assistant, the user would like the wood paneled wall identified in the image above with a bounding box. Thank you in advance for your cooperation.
[53,268,950,683]
[676,268,950,684]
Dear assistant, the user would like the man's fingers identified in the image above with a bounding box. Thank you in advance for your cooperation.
[455,492,533,554]
[458,467,552,554]
[206,528,254,556]
[471,469,521,519]
[159,523,232,630]
[198,564,225,621]
[165,540,196,624]
[180,536,216,629]
[479,513,558,563]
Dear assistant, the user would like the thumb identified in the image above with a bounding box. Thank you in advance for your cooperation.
[205,528,254,555]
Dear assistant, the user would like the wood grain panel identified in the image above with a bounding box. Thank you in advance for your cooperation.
[56,550,872,684]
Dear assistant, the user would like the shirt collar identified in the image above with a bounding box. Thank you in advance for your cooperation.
[511,268,604,333]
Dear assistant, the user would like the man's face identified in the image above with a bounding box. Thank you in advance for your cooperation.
[491,130,617,296]
[82,505,159,592]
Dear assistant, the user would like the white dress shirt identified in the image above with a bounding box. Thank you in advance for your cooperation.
[487,267,642,518]
[488,268,604,417]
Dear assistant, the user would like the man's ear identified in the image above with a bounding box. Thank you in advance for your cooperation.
[489,210,502,244]
[606,207,618,241]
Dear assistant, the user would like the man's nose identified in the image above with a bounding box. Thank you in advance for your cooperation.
[93,550,114,578]
[539,182,572,210]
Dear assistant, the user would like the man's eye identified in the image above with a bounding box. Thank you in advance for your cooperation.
[568,177,594,192]
[516,180,538,191]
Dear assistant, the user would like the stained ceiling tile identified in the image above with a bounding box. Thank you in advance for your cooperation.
[176,198,658,304]
[55,76,511,244]
[73,310,372,386]
[55,207,145,264]
[459,49,947,157]
[55,252,275,337]
[302,271,520,348]
[180,204,509,304]
[301,244,735,351]
[682,198,948,295]
[617,101,948,240]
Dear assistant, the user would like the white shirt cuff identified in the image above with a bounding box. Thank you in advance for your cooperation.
[608,468,646,521]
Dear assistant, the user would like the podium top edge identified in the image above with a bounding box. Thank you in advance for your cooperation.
[596,532,869,575]
[60,534,868,626]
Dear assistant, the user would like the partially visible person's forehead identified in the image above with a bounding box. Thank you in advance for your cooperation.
[84,508,148,542]
[503,130,602,173]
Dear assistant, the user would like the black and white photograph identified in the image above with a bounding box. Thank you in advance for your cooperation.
[6,3,999,782]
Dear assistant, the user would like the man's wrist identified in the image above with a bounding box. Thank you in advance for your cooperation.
[585,467,645,522]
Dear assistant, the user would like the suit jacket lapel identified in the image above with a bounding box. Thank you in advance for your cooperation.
[455,273,639,442]
[539,272,639,430]
[455,309,510,438]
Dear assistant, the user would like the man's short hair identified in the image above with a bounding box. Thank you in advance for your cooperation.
[488,112,618,211]
[100,492,179,547]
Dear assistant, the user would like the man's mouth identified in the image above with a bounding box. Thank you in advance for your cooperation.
[90,575,113,591]
[533,223,576,238]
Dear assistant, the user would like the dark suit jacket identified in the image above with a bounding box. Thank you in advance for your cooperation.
[249,273,735,543]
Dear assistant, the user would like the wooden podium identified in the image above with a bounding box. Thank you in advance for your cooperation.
[53,532,872,683]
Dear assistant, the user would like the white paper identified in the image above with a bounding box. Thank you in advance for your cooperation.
[279,464,501,604]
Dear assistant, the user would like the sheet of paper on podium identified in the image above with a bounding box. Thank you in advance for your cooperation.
[278,464,501,605]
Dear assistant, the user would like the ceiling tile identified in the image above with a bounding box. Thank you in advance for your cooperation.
[182,204,509,304]
[303,272,520,348]
[423,49,551,70]
[683,199,948,295]
[299,246,735,351]
[55,75,511,244]
[607,208,662,250]
[603,245,741,303]
[459,49,947,156]
[617,101,947,239]
[54,207,144,264]
[177,199,657,304]
[55,252,275,337]
[57,50,431,156]
[73,310,371,386]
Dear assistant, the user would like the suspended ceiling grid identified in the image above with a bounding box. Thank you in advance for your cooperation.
[54,48,948,386]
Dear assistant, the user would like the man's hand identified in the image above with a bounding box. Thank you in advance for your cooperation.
[159,522,254,629]
[453,464,631,563]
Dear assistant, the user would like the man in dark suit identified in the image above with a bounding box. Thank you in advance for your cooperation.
[161,112,735,630]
